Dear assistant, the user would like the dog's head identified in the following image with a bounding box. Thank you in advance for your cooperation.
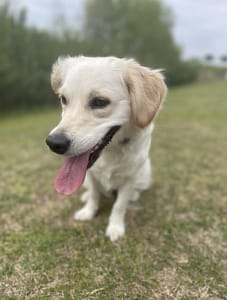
[46,56,167,195]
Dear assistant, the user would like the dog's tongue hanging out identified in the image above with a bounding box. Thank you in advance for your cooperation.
[55,152,90,195]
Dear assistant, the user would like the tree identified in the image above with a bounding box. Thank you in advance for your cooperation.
[0,1,83,111]
[82,0,197,85]
[220,55,227,66]
[83,0,178,62]
[204,54,214,64]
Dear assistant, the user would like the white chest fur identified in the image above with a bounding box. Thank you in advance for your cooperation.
[89,122,154,193]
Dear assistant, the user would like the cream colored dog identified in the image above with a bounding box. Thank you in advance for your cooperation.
[46,56,167,241]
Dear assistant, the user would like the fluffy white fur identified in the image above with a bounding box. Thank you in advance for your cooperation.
[49,56,167,241]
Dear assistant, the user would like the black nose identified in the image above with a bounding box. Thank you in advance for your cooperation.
[46,134,71,154]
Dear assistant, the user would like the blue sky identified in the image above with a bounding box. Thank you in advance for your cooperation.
[11,0,227,61]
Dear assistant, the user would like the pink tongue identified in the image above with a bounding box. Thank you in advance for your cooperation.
[55,152,90,195]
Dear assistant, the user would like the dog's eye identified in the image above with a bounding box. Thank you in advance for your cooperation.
[60,96,67,106]
[89,97,110,109]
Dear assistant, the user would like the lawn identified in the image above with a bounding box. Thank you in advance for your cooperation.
[0,81,226,299]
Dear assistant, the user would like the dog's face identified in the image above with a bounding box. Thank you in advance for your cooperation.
[46,56,167,195]
[48,57,131,157]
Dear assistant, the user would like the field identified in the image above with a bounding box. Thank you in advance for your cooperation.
[0,81,227,299]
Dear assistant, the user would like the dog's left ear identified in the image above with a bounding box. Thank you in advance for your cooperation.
[124,60,167,128]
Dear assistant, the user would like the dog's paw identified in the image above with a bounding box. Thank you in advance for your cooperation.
[74,206,96,221]
[106,223,125,242]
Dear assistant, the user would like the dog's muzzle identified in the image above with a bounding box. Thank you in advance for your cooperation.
[46,133,70,154]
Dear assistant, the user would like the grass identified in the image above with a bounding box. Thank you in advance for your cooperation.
[0,81,227,299]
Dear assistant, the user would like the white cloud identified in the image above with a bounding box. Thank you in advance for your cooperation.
[12,0,84,30]
[165,0,227,60]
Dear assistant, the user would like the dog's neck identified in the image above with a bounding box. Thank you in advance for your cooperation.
[110,121,154,150]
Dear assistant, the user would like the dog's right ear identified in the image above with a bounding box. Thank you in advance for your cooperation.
[51,56,71,93]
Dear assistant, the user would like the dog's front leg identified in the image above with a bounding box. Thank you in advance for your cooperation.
[74,173,100,221]
[106,183,132,242]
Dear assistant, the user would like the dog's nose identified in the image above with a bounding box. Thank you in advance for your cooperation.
[46,134,71,154]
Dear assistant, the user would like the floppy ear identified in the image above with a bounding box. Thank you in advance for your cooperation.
[51,56,72,93]
[124,60,167,128]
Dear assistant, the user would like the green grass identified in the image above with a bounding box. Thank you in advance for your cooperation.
[0,81,227,299]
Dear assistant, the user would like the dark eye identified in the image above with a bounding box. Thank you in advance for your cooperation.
[89,97,110,109]
[60,95,67,106]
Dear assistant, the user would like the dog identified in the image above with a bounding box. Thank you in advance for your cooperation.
[46,56,167,241]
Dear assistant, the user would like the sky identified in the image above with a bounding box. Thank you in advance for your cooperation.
[11,0,227,62]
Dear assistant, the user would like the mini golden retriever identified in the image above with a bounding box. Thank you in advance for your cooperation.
[46,56,167,241]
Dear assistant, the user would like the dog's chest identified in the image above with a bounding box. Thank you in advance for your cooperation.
[91,144,134,190]
[89,123,153,191]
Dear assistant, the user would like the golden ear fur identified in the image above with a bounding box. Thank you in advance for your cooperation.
[51,57,63,93]
[51,56,71,93]
[124,60,167,128]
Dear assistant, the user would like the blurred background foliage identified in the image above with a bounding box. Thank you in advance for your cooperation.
[0,0,213,112]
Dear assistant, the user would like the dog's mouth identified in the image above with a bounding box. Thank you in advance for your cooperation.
[55,126,121,195]
[87,125,121,169]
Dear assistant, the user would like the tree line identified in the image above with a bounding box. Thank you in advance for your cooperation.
[0,0,199,112]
